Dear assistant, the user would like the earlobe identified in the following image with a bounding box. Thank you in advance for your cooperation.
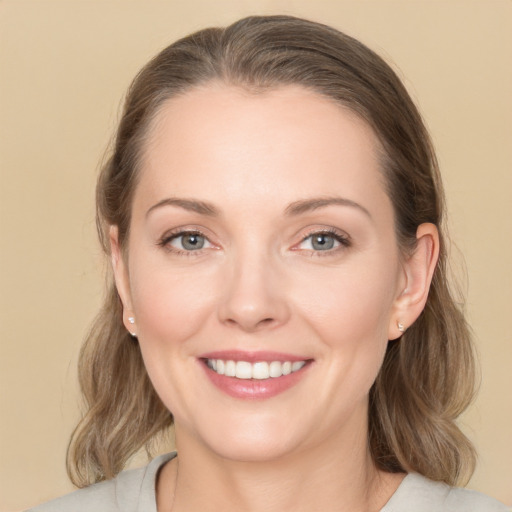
[389,223,440,340]
[109,226,136,334]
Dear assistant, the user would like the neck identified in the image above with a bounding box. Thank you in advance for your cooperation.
[157,423,403,512]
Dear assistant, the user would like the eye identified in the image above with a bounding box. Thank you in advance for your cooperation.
[297,230,350,252]
[162,231,213,252]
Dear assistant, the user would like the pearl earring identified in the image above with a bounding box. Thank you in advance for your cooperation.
[127,317,137,337]
[397,321,405,333]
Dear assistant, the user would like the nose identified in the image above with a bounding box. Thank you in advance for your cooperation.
[217,252,291,333]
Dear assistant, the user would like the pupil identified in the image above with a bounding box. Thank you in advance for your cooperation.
[183,234,204,250]
[312,234,334,250]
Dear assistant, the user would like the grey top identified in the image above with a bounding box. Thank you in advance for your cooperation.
[28,452,509,512]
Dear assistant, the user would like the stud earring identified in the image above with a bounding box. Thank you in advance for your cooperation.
[397,321,405,333]
[127,317,137,337]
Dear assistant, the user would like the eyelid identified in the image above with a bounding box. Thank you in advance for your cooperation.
[157,227,218,254]
[293,227,352,253]
[170,232,212,249]
[157,225,351,256]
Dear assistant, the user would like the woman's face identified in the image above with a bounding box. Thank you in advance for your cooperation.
[113,84,410,461]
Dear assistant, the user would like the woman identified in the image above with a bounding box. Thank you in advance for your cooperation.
[29,15,508,512]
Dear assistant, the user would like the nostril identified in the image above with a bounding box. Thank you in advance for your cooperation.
[254,317,277,330]
[224,316,276,331]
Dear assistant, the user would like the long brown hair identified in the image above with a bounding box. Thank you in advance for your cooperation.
[67,15,476,487]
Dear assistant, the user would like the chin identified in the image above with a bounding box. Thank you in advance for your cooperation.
[181,410,306,463]
[210,435,299,463]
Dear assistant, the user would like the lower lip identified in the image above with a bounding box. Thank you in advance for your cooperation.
[200,361,312,400]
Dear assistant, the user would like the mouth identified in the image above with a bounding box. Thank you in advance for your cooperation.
[205,358,307,380]
[199,352,313,399]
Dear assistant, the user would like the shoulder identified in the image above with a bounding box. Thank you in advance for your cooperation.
[26,452,176,512]
[382,473,509,512]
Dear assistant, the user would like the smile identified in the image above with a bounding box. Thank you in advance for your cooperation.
[206,359,306,380]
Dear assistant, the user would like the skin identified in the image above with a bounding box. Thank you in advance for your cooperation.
[111,84,439,512]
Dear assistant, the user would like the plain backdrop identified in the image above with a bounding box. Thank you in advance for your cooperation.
[1,1,511,510]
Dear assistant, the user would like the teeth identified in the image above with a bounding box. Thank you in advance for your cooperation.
[235,361,252,379]
[252,362,269,379]
[207,358,306,380]
[225,360,236,377]
[269,361,282,377]
[291,361,304,372]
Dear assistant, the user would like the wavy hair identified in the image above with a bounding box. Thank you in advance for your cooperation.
[67,15,476,487]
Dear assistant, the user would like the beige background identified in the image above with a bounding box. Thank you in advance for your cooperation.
[1,1,511,510]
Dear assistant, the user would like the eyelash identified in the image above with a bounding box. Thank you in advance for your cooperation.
[297,228,351,256]
[157,229,212,257]
[157,227,351,256]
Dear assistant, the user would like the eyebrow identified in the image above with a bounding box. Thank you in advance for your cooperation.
[146,198,220,218]
[146,195,371,219]
[284,197,372,218]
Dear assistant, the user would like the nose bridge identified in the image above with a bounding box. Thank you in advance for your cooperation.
[218,243,289,331]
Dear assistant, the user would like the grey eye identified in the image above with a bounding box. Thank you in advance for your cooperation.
[171,233,207,251]
[310,233,336,250]
[298,231,348,252]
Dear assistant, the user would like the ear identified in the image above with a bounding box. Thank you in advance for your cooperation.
[388,223,440,340]
[109,226,136,335]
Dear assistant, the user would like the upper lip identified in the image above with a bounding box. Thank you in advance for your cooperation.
[198,350,311,363]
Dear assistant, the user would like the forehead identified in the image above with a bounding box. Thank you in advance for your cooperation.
[136,83,389,216]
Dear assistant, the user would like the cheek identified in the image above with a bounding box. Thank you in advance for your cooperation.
[126,258,222,416]
[296,257,399,391]
[128,257,219,351]
[297,257,399,339]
